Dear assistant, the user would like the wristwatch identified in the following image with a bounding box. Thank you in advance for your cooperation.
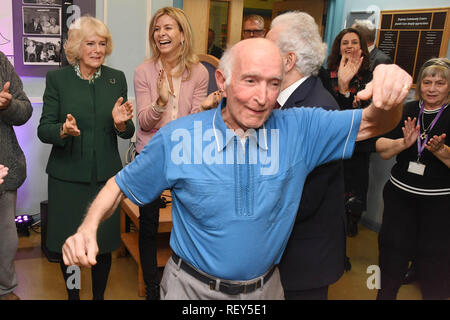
[342,91,351,98]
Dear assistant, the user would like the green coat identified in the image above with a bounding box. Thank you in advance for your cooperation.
[38,65,135,253]
[38,65,134,182]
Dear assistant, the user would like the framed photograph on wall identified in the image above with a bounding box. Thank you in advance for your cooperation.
[23,36,61,65]
[23,0,63,6]
[23,6,61,36]
[13,0,96,76]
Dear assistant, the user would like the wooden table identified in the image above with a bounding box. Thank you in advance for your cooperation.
[119,191,173,297]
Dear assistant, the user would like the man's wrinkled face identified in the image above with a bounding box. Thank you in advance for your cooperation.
[220,39,283,131]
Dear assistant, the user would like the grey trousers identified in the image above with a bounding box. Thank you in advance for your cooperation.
[160,255,285,300]
[0,191,18,296]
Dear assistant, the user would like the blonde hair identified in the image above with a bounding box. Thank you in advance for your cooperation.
[148,7,198,79]
[64,15,113,65]
[415,57,450,102]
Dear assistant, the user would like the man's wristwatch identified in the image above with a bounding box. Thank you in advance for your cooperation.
[342,91,351,98]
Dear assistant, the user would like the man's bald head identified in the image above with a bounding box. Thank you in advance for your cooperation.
[218,38,284,86]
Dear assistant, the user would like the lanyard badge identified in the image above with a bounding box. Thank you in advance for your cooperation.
[409,102,447,176]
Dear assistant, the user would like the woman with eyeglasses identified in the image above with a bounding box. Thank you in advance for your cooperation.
[375,57,450,300]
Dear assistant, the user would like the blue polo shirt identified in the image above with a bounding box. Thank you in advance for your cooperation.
[116,101,361,281]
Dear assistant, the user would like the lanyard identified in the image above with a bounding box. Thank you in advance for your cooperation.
[416,101,446,160]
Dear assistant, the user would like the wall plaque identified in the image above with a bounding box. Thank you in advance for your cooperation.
[377,8,450,84]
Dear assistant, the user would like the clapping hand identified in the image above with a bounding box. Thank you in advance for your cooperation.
[0,165,8,184]
[338,49,363,94]
[0,82,12,109]
[425,133,446,153]
[201,90,223,111]
[112,97,133,131]
[156,69,169,108]
[402,117,420,148]
[62,114,81,137]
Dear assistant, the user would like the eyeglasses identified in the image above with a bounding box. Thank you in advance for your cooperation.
[242,29,265,36]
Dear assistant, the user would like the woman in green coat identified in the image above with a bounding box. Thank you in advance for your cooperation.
[38,16,134,300]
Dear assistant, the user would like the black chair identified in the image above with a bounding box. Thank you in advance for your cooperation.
[198,53,219,95]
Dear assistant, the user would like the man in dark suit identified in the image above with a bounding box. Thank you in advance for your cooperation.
[353,19,392,71]
[266,11,346,300]
[25,16,43,34]
[207,29,223,59]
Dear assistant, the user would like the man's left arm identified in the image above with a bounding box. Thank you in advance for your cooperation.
[356,64,412,142]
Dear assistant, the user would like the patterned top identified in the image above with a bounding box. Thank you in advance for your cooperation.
[319,67,372,110]
[74,63,102,84]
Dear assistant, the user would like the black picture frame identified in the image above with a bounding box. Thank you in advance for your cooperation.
[13,0,95,77]
[23,6,62,36]
[22,0,63,6]
[23,36,61,65]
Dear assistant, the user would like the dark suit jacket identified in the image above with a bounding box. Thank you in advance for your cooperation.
[369,46,392,71]
[38,65,135,183]
[25,22,43,34]
[208,45,223,59]
[279,76,346,291]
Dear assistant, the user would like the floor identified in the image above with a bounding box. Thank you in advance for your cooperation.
[13,224,423,300]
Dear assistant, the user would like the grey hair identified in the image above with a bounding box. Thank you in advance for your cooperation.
[270,11,327,77]
[415,57,450,101]
[353,19,376,43]
[218,44,235,85]
[244,14,265,29]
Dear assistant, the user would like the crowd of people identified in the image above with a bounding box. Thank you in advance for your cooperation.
[0,7,448,301]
